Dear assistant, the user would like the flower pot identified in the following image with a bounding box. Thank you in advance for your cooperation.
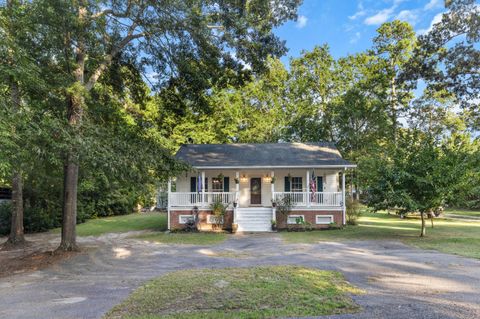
[232,223,239,233]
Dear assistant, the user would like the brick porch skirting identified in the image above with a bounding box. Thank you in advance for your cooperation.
[170,209,234,231]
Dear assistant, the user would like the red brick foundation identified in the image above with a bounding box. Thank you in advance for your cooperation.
[170,209,234,231]
[170,209,343,232]
[276,210,343,230]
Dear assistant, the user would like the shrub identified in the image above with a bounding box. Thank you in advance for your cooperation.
[277,194,293,216]
[0,202,12,236]
[210,198,227,217]
[346,199,362,225]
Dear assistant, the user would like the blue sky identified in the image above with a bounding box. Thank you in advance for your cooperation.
[274,0,446,63]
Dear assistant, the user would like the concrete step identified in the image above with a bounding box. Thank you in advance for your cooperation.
[237,226,272,232]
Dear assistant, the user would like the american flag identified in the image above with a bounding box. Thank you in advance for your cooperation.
[310,170,316,202]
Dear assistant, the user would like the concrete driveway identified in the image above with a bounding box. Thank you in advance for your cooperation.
[0,232,479,319]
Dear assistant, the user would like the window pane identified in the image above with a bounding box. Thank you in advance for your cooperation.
[212,178,223,192]
[291,177,302,192]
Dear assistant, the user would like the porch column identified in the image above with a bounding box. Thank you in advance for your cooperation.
[201,171,206,208]
[306,170,310,207]
[342,169,346,225]
[271,171,275,221]
[167,178,171,230]
[270,171,275,202]
[234,171,239,223]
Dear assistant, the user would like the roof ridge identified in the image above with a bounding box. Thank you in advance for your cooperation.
[180,141,336,147]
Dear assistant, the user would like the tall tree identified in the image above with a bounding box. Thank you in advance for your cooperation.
[34,0,301,250]
[286,45,338,141]
[407,0,480,128]
[1,0,26,246]
[372,20,416,141]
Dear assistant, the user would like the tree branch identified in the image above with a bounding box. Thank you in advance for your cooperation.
[84,32,145,91]
[91,0,132,19]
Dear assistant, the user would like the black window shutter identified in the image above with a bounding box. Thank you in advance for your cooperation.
[284,176,291,192]
[317,176,323,192]
[205,178,208,191]
[190,177,197,192]
[223,177,230,192]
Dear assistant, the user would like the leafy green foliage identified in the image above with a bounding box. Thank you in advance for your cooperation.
[406,0,480,128]
[363,130,468,219]
[346,199,362,225]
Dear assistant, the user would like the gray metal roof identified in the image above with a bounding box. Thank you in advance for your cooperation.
[175,142,355,168]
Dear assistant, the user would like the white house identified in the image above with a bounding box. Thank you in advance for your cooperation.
[167,142,356,232]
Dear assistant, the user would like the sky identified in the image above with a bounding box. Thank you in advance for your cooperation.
[274,0,446,63]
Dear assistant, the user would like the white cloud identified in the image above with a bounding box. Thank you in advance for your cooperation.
[364,8,394,25]
[396,10,419,25]
[296,15,308,28]
[349,10,366,20]
[424,0,442,10]
[349,2,366,20]
[417,12,443,35]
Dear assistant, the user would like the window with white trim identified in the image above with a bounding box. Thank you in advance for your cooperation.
[207,214,224,224]
[212,178,223,192]
[179,215,195,224]
[291,177,303,192]
[287,215,305,224]
[316,215,334,224]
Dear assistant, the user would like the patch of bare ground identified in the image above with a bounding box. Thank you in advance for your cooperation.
[0,233,81,278]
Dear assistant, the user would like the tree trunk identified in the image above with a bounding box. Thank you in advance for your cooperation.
[390,62,397,143]
[7,172,25,245]
[420,211,426,237]
[59,156,79,251]
[58,4,86,252]
[6,24,25,245]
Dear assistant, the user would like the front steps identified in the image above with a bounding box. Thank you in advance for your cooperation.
[235,208,273,232]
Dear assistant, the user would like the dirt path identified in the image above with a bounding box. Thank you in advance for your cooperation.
[0,233,479,319]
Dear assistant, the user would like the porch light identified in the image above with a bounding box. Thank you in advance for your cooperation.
[240,174,248,183]
[263,174,272,183]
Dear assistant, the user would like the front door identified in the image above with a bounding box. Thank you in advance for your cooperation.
[250,178,262,205]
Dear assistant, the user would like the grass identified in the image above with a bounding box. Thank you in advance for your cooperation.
[281,210,480,259]
[105,266,362,319]
[134,232,229,245]
[58,212,168,237]
[444,208,480,218]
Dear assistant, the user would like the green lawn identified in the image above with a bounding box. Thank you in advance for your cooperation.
[281,211,480,259]
[61,212,167,237]
[105,266,362,319]
[134,232,229,245]
[445,208,480,218]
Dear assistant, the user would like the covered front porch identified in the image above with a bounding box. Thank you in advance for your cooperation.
[167,168,346,210]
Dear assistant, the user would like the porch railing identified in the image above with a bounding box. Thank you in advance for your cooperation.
[169,192,236,207]
[273,192,342,207]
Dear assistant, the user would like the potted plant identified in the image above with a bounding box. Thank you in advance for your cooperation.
[232,223,239,233]
[234,177,239,184]
[271,176,276,184]
[233,201,238,208]
[271,199,277,207]
[271,219,277,231]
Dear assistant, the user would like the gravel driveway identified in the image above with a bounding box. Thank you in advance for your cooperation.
[1,232,479,319]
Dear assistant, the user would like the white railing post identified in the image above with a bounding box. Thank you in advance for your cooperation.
[201,171,206,208]
[167,178,171,230]
[306,171,310,207]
